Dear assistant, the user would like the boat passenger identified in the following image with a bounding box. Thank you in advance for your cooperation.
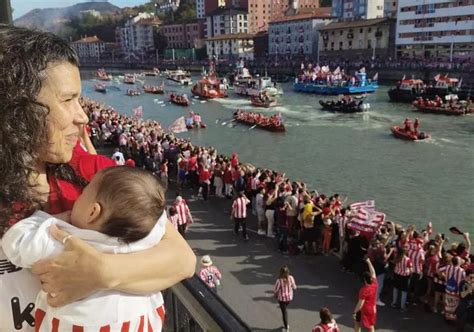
[414,118,420,135]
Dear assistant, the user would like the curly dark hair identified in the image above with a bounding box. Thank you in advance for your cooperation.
[0,25,86,236]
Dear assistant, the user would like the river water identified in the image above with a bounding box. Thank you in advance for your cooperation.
[82,74,474,235]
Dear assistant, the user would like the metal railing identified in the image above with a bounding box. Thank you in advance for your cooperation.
[163,275,252,332]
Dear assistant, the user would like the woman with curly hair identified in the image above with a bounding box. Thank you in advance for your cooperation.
[0,24,196,331]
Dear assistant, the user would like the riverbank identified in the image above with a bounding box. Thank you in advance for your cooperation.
[79,64,474,85]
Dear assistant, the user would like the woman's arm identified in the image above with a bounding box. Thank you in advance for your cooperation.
[353,299,365,317]
[32,222,196,307]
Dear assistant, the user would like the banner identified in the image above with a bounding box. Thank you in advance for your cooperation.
[168,116,188,134]
[132,105,143,119]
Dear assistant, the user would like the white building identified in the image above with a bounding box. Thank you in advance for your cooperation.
[196,0,205,19]
[268,11,332,56]
[205,7,248,38]
[331,0,384,21]
[396,0,474,59]
[71,36,105,59]
[155,0,180,14]
[116,13,160,54]
[205,33,254,60]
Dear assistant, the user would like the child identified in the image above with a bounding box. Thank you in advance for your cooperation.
[199,255,222,293]
[3,167,167,331]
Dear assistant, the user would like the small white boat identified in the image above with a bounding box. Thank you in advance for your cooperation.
[166,69,192,86]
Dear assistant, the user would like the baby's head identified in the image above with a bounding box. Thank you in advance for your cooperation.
[70,167,165,243]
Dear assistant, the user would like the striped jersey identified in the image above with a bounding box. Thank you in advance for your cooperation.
[407,248,425,274]
[232,196,250,219]
[169,214,179,230]
[445,265,466,294]
[312,320,340,332]
[199,266,222,289]
[394,256,412,276]
[273,276,297,302]
[174,200,193,225]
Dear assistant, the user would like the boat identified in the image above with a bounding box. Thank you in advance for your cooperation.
[413,97,474,116]
[123,74,136,84]
[318,96,367,113]
[166,69,192,86]
[96,68,111,81]
[186,123,207,129]
[294,71,378,95]
[423,76,471,100]
[234,71,282,97]
[391,126,430,141]
[143,68,160,76]
[191,77,228,99]
[388,79,425,103]
[250,95,277,108]
[143,84,164,94]
[169,93,189,106]
[126,89,141,97]
[94,83,107,93]
[233,110,285,132]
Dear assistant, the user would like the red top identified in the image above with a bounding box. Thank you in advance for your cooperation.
[359,277,377,315]
[188,156,197,171]
[223,169,233,184]
[125,159,136,167]
[199,169,211,183]
[47,143,115,214]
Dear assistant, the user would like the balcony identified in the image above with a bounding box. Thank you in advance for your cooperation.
[163,275,251,332]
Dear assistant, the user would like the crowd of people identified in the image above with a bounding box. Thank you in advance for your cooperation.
[82,94,473,331]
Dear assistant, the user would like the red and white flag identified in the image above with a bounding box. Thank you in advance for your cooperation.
[168,116,188,133]
[132,105,143,119]
[350,200,375,211]
[433,73,441,81]
[373,72,378,81]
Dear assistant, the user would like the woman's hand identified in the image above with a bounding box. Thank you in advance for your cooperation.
[31,226,107,307]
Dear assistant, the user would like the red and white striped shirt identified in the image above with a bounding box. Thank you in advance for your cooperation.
[312,320,340,332]
[273,276,297,302]
[174,200,193,225]
[394,256,412,276]
[232,196,250,219]
[199,266,222,289]
[408,248,425,274]
[445,265,466,294]
[251,177,260,190]
[169,214,179,230]
[426,254,440,278]
[35,304,165,332]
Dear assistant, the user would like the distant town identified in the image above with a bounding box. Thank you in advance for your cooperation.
[12,0,473,70]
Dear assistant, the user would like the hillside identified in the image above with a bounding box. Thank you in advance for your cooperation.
[14,2,120,32]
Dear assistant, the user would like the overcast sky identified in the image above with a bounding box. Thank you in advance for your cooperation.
[12,0,151,19]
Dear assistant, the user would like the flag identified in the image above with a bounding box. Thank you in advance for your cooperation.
[132,105,143,119]
[372,72,378,81]
[457,78,463,88]
[350,200,375,211]
[333,66,341,75]
[433,74,441,81]
[168,116,188,134]
[359,67,366,73]
[402,74,406,80]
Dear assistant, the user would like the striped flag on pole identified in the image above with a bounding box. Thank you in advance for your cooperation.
[168,116,188,133]
[350,200,375,211]
[132,105,143,119]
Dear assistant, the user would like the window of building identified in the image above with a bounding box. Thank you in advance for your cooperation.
[358,40,363,47]
[348,40,352,48]
[339,41,343,49]
[360,28,363,33]
[340,30,343,35]
[331,42,334,50]
[368,28,372,32]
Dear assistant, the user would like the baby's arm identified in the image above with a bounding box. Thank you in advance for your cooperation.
[2,211,67,268]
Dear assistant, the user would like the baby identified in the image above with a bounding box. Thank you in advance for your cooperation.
[3,166,167,331]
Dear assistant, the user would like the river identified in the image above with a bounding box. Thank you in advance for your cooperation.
[82,73,474,235]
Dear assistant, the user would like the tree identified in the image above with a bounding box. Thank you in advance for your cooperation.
[153,28,168,55]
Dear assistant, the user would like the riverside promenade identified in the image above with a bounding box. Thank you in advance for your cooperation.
[177,188,456,332]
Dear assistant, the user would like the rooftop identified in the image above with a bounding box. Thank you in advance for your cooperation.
[73,35,102,43]
[270,8,332,24]
[319,18,390,31]
[205,33,254,41]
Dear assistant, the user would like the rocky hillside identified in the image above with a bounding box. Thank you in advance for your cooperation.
[14,1,120,32]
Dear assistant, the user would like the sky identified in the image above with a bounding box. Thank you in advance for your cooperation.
[12,0,151,19]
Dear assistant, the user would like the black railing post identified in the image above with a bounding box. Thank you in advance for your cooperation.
[172,292,179,331]
[0,0,12,24]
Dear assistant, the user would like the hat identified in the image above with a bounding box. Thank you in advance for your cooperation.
[201,255,212,267]
[322,207,331,215]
